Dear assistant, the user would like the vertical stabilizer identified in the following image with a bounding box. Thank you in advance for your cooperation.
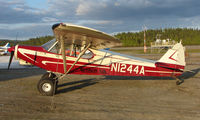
[157,42,185,67]
[4,43,10,48]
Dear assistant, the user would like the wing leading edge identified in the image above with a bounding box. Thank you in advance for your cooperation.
[52,23,121,49]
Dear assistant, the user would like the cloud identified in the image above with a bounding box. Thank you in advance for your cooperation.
[76,1,107,15]
[46,0,79,18]
[42,17,59,22]
[0,23,53,40]
[73,0,200,20]
[1,0,200,39]
[0,0,47,24]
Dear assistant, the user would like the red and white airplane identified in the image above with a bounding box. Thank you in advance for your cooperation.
[8,23,185,96]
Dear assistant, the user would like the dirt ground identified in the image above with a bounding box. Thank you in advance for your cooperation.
[0,52,200,120]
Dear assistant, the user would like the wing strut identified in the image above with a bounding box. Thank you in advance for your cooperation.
[59,42,91,79]
[60,36,67,73]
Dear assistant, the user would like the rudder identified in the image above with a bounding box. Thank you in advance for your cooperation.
[157,42,185,70]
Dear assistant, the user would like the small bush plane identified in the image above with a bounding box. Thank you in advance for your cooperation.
[8,23,185,96]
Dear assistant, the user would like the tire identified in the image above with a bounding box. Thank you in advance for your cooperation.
[37,78,55,96]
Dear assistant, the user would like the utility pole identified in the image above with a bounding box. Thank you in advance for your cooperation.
[143,26,147,53]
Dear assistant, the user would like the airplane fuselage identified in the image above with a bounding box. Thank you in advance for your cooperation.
[14,45,184,77]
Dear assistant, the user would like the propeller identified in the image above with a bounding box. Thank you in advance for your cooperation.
[7,46,15,70]
[8,34,19,70]
[8,51,14,70]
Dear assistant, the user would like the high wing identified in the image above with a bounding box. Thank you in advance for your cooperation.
[52,23,121,74]
[52,23,121,49]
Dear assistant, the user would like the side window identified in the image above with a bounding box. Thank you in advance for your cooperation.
[64,44,93,59]
[49,43,59,53]
[42,39,59,54]
[65,44,80,57]
[81,50,93,59]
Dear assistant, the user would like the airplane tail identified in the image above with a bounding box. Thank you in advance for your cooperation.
[4,43,10,48]
[156,42,185,71]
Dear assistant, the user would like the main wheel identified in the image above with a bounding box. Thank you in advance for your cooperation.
[37,78,55,96]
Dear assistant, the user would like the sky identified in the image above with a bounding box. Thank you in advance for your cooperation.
[0,0,200,40]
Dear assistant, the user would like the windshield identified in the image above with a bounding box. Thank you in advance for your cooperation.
[42,39,56,50]
[41,39,94,59]
[42,39,59,53]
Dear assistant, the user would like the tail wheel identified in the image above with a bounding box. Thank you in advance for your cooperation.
[176,80,184,85]
[37,78,56,96]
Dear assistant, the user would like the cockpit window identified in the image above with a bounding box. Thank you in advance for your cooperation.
[42,39,59,53]
[81,50,93,59]
[42,39,94,59]
[64,44,93,59]
[42,39,56,50]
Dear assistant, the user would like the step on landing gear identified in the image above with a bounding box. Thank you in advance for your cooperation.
[37,72,58,96]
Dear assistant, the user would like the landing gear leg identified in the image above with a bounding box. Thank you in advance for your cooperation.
[37,72,58,96]
[175,77,184,85]
[171,73,184,85]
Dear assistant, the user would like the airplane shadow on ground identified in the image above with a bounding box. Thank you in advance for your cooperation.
[0,68,45,81]
[56,78,100,94]
[56,68,200,94]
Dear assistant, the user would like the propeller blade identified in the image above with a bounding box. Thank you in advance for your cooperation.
[8,51,14,70]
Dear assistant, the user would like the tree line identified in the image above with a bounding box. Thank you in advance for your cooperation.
[1,28,200,47]
[114,28,200,46]
[0,36,54,46]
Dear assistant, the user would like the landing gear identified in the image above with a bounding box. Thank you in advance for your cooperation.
[174,77,184,85]
[37,72,58,96]
[171,74,184,85]
[41,72,56,80]
[176,79,184,85]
